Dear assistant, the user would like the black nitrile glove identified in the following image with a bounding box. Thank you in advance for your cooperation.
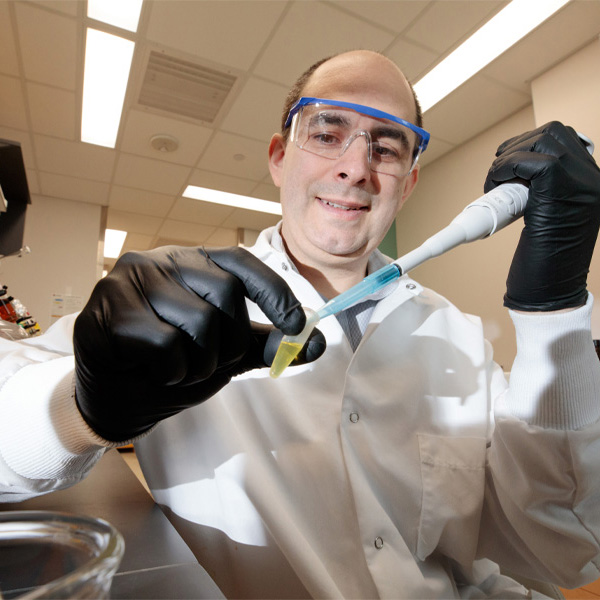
[484,121,600,311]
[74,246,326,442]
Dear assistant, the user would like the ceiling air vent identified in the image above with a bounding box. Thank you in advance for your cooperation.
[138,51,237,123]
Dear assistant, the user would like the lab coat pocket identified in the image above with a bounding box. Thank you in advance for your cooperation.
[416,433,487,566]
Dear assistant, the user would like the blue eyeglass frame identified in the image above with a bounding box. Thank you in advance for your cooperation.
[284,97,430,155]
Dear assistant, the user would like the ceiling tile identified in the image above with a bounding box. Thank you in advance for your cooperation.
[153,236,197,248]
[0,2,20,77]
[25,169,40,196]
[405,1,507,55]
[385,39,438,83]
[38,172,109,205]
[424,75,531,147]
[109,186,176,218]
[220,77,288,142]
[119,109,213,166]
[220,208,280,231]
[251,181,280,203]
[187,170,257,196]
[121,232,156,252]
[204,227,238,247]
[113,153,191,195]
[330,1,432,34]
[145,0,287,71]
[29,1,79,17]
[168,197,235,226]
[27,82,76,139]
[196,132,270,180]
[0,75,28,131]
[253,1,396,86]
[15,2,78,90]
[107,210,163,235]
[158,219,217,244]
[34,135,116,181]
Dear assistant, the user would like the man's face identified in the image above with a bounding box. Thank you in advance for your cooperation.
[269,52,420,273]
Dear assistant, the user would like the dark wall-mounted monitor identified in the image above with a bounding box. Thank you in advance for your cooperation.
[0,139,31,258]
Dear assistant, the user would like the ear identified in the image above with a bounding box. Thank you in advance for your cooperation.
[268,133,287,187]
[398,164,420,209]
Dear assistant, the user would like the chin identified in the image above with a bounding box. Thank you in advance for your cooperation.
[322,243,370,260]
[307,232,371,261]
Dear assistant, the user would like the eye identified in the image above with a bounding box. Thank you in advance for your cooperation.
[311,132,341,146]
[372,142,400,161]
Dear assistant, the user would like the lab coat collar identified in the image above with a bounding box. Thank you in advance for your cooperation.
[250,224,424,327]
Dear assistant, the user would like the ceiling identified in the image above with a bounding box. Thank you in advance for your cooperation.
[2,0,600,271]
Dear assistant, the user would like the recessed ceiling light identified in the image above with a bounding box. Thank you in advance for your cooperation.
[104,229,127,258]
[87,0,144,33]
[183,186,282,216]
[414,0,571,112]
[81,28,135,148]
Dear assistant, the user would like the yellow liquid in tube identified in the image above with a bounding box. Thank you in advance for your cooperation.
[269,307,319,379]
[269,341,304,378]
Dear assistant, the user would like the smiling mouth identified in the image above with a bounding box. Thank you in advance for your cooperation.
[318,197,368,211]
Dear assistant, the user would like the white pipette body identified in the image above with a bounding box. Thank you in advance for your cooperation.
[394,182,528,275]
[394,131,593,275]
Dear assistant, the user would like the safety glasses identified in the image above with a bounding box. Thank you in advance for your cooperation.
[284,97,430,177]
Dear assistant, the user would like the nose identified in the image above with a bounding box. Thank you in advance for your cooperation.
[335,131,372,183]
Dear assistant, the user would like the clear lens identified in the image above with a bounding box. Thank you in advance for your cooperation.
[291,103,423,177]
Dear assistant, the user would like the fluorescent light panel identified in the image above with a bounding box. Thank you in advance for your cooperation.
[81,28,134,148]
[183,186,282,216]
[414,0,571,112]
[104,229,127,258]
[87,0,143,33]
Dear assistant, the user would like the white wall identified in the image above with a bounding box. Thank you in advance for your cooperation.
[0,195,103,332]
[398,38,600,370]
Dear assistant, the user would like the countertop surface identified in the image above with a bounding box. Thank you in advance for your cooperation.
[0,449,225,599]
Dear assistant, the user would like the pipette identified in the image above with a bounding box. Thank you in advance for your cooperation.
[269,134,594,378]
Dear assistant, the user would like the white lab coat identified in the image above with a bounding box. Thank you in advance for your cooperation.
[1,225,600,599]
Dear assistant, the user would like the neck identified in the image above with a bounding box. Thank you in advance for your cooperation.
[283,246,369,299]
[302,263,368,299]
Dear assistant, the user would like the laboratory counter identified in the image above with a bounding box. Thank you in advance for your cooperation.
[0,449,225,599]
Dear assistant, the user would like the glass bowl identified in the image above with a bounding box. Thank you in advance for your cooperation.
[0,510,124,599]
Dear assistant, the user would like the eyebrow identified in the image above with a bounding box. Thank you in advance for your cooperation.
[309,111,352,128]
[371,125,411,151]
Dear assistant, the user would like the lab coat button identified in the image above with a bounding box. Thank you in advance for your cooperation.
[374,536,384,549]
[406,283,416,290]
[281,263,288,271]
[349,412,359,423]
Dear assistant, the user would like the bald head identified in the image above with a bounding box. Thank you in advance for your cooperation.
[280,50,422,136]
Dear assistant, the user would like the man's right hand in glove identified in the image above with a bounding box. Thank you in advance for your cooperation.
[484,122,600,312]
[73,246,326,442]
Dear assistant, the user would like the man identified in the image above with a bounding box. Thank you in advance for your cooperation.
[1,50,600,598]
